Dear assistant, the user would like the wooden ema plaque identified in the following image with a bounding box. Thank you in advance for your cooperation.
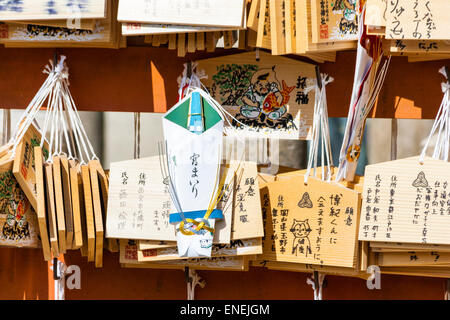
[0,158,40,248]
[359,156,450,245]
[0,0,106,20]
[386,0,450,40]
[12,122,48,212]
[197,51,316,140]
[262,175,361,268]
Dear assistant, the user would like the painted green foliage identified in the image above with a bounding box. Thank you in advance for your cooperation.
[211,64,258,106]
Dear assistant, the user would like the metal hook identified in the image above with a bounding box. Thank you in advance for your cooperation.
[315,65,322,90]
[53,257,60,280]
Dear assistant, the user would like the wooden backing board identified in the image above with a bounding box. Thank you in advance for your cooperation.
[34,147,51,261]
[52,156,66,254]
[81,164,96,262]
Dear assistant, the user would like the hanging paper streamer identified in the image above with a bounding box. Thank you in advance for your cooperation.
[335,4,390,182]
[162,88,226,258]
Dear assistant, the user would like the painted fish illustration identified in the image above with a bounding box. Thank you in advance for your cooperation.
[262,80,295,113]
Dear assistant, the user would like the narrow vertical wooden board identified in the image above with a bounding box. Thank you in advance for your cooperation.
[256,0,271,49]
[168,34,177,50]
[78,168,88,257]
[144,35,152,44]
[196,32,205,51]
[269,0,286,55]
[81,165,96,262]
[247,0,261,30]
[223,31,233,49]
[89,161,104,268]
[285,0,296,54]
[69,160,83,249]
[52,156,66,254]
[206,32,216,52]
[159,34,169,44]
[238,29,247,49]
[44,163,59,257]
[34,147,51,261]
[187,32,196,52]
[60,156,73,250]
[152,34,161,47]
[177,33,186,57]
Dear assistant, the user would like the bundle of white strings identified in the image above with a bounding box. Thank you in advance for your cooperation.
[304,73,334,184]
[419,67,450,163]
[10,55,97,164]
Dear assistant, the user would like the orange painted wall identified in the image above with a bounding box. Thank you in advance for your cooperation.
[0,47,448,300]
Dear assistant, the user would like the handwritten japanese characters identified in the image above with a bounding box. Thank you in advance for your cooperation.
[198,51,316,139]
[0,0,106,20]
[360,157,450,245]
[263,175,360,268]
[386,0,450,40]
[118,0,246,28]
[106,156,176,241]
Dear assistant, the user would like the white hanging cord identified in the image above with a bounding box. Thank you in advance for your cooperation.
[186,269,206,300]
[419,67,450,163]
[306,272,325,300]
[304,72,334,184]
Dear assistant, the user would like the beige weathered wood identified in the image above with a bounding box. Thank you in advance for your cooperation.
[118,0,246,28]
[60,156,73,250]
[196,32,205,51]
[44,162,59,257]
[360,156,450,245]
[390,40,450,54]
[0,0,107,20]
[386,0,450,40]
[121,23,235,36]
[81,165,95,262]
[52,156,66,254]
[34,147,51,261]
